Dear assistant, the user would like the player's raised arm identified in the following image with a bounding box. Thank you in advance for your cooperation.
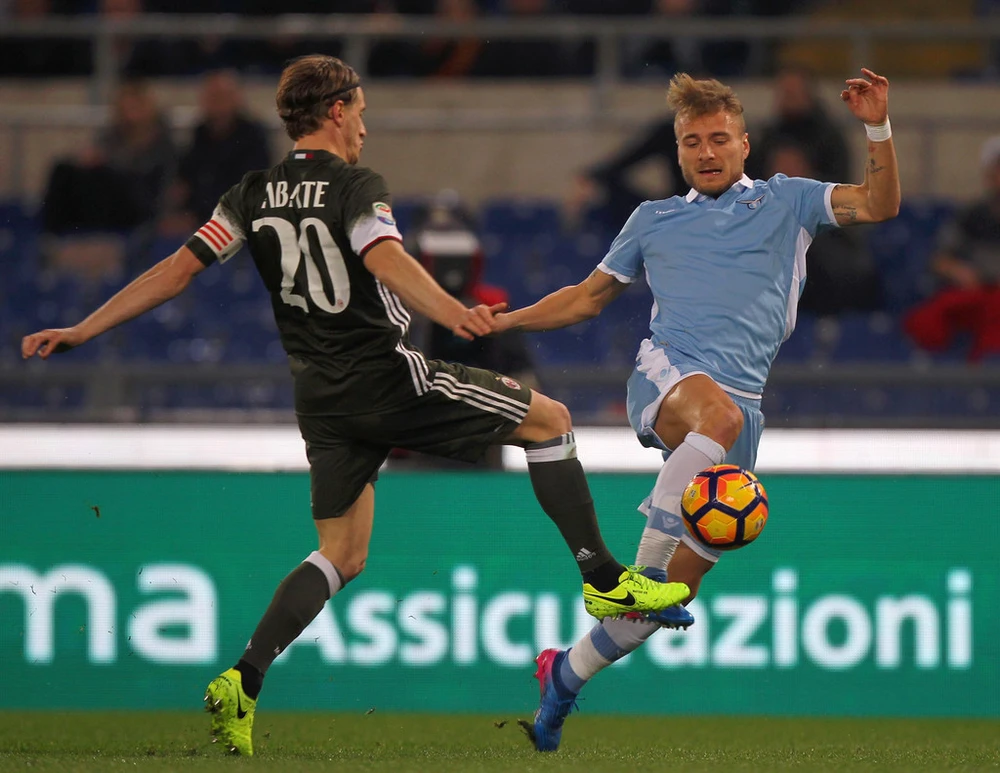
[21,246,207,360]
[493,268,628,334]
[830,68,901,226]
[362,238,500,341]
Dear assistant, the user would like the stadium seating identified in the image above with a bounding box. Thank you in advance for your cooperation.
[2,196,996,424]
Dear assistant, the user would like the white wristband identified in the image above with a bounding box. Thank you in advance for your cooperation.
[865,118,892,142]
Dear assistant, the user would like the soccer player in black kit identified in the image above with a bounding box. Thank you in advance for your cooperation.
[22,55,689,755]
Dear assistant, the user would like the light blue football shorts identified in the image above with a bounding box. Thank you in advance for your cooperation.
[626,339,765,562]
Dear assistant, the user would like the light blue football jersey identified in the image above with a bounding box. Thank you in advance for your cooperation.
[599,173,837,395]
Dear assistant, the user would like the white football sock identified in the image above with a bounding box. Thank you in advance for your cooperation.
[564,432,726,684]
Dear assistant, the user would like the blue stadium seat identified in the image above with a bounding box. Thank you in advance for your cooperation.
[867,199,954,311]
[0,382,85,410]
[524,322,603,366]
[481,199,561,238]
[121,297,198,361]
[774,314,818,363]
[828,312,918,363]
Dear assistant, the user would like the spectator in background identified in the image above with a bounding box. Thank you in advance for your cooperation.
[42,80,176,237]
[746,64,851,183]
[566,0,648,14]
[565,113,686,231]
[624,0,704,80]
[100,0,178,77]
[410,191,538,390]
[904,137,1000,362]
[0,0,90,77]
[40,79,176,277]
[225,0,371,74]
[765,141,882,315]
[377,0,581,81]
[108,0,235,76]
[397,190,539,469]
[475,0,584,78]
[370,0,483,78]
[163,70,271,233]
[699,0,799,77]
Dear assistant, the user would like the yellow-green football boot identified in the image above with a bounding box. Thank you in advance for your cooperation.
[582,565,690,619]
[204,668,256,756]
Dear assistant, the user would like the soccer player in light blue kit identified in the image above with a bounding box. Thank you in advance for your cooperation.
[493,68,901,751]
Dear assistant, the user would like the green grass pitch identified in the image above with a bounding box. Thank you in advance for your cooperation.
[0,712,997,772]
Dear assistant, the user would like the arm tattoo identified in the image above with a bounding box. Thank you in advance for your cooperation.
[868,157,886,174]
[834,205,859,223]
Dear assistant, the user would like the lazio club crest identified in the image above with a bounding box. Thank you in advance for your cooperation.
[737,194,766,210]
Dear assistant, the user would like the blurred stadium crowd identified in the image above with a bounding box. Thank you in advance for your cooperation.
[4,0,1000,80]
[3,1,1000,428]
[2,0,809,81]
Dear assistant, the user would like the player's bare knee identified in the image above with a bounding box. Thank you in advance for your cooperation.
[517,392,573,442]
[701,402,743,449]
[543,397,573,437]
[339,555,367,583]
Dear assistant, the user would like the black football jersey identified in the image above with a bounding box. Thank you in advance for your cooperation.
[185,149,431,416]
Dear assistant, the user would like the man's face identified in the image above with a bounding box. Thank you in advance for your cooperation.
[341,88,367,165]
[676,110,749,197]
[201,72,242,127]
[775,71,813,118]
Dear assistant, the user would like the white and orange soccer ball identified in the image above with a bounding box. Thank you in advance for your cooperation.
[680,464,769,551]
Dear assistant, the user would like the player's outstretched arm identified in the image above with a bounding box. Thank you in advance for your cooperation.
[831,68,901,226]
[363,239,500,341]
[494,268,628,334]
[21,246,206,360]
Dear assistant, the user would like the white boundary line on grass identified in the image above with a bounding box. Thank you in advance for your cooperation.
[0,424,998,474]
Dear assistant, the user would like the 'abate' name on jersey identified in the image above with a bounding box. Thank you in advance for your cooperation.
[262,181,330,210]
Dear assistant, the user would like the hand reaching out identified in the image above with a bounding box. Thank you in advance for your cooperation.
[490,311,515,335]
[21,327,85,360]
[451,302,508,340]
[841,68,889,125]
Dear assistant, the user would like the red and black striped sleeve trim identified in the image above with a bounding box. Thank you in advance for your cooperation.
[359,234,403,258]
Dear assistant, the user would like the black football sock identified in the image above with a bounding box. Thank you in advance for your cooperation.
[233,660,264,700]
[238,551,344,696]
[581,561,628,592]
[524,432,624,588]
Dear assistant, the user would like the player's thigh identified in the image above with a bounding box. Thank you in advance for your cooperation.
[655,374,744,450]
[385,360,532,462]
[672,394,765,595]
[314,483,375,581]
[301,417,388,520]
[627,342,738,451]
[723,393,765,471]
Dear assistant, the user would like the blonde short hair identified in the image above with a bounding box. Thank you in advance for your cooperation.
[666,73,745,136]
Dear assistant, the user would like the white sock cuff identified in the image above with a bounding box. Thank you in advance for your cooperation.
[635,528,680,570]
[524,431,577,463]
[304,551,344,598]
[567,635,611,681]
[684,431,727,465]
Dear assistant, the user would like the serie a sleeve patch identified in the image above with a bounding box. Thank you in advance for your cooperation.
[349,201,403,256]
